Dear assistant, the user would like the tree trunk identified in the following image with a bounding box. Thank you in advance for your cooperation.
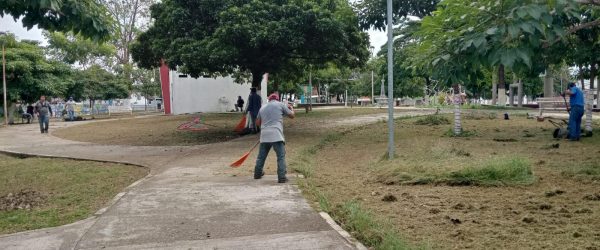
[453,86,461,135]
[544,69,554,98]
[590,63,596,90]
[593,63,599,108]
[497,64,506,105]
[579,65,585,90]
[424,76,431,105]
[517,79,523,107]
[251,71,263,89]
[492,67,498,105]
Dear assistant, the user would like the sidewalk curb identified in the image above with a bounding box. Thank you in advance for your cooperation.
[319,212,368,250]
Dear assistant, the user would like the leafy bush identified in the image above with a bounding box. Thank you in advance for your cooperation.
[334,201,410,250]
[414,115,450,126]
[447,157,534,186]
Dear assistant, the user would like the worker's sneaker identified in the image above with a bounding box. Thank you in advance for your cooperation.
[254,172,265,179]
[278,177,288,183]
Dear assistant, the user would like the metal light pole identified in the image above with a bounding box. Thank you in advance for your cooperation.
[386,0,394,159]
[1,32,7,125]
[308,71,312,111]
[371,71,374,105]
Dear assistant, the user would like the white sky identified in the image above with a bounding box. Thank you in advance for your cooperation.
[0,15,386,54]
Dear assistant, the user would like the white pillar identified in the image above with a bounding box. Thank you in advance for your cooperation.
[345,89,348,107]
[517,79,523,107]
[454,93,462,135]
[544,71,554,98]
[260,73,268,105]
[585,89,593,134]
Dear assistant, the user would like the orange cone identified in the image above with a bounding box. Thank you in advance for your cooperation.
[230,141,260,168]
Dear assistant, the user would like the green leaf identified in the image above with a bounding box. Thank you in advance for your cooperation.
[508,25,520,38]
[516,8,528,19]
[526,6,542,20]
[486,27,498,35]
[462,39,474,51]
[501,49,516,69]
[519,23,534,34]
[515,48,531,68]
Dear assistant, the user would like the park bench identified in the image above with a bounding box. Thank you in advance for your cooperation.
[535,96,570,119]
[108,105,133,117]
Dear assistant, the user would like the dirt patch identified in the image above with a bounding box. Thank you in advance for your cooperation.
[54,109,393,146]
[303,114,600,249]
[0,190,46,211]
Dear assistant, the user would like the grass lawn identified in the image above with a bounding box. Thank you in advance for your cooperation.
[293,112,600,249]
[53,108,391,146]
[0,154,148,234]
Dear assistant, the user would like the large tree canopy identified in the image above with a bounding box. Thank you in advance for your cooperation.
[0,0,114,41]
[131,0,370,87]
[354,0,439,30]
[0,34,72,104]
[44,31,116,69]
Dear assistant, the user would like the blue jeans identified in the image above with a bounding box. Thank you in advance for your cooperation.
[254,141,287,180]
[68,110,75,121]
[568,105,584,140]
[38,114,49,132]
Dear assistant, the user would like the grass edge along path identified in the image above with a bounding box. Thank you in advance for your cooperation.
[290,124,416,250]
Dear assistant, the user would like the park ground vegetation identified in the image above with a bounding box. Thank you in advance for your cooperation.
[0,154,147,234]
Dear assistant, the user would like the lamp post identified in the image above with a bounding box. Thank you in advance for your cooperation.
[1,31,7,125]
[386,0,394,159]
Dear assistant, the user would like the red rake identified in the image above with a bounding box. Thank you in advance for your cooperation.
[230,141,260,168]
[233,115,247,133]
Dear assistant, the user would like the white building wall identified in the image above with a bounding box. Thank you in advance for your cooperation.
[169,72,254,114]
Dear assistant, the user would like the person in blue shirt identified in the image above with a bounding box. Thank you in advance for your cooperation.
[244,87,262,134]
[564,82,585,141]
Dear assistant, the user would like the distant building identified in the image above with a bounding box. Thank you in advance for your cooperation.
[159,63,267,114]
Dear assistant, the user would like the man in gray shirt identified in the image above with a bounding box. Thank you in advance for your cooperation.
[254,93,295,183]
[35,95,53,133]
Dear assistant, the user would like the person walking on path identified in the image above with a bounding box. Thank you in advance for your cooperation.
[235,96,245,112]
[34,95,53,133]
[65,97,76,121]
[565,82,585,141]
[254,93,295,183]
[245,88,262,133]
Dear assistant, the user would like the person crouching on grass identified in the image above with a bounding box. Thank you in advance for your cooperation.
[254,93,295,183]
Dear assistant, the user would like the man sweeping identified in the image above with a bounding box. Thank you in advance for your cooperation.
[254,93,295,183]
[565,82,585,141]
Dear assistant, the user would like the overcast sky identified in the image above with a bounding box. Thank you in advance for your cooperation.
[0,15,387,54]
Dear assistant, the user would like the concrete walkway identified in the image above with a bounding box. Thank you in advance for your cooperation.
[0,110,436,249]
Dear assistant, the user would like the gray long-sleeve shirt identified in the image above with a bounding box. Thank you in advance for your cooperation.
[257,101,293,143]
[35,101,52,116]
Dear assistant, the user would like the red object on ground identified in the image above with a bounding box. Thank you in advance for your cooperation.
[230,141,260,168]
[234,115,247,133]
[177,117,208,131]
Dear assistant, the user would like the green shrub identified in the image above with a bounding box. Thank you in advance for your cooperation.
[447,157,534,186]
[444,128,478,137]
[334,201,410,250]
[415,115,450,126]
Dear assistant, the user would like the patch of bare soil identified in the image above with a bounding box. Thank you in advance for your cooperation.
[309,115,600,249]
[0,190,46,211]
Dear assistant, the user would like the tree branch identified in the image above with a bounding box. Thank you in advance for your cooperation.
[567,18,600,35]
[575,0,600,6]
